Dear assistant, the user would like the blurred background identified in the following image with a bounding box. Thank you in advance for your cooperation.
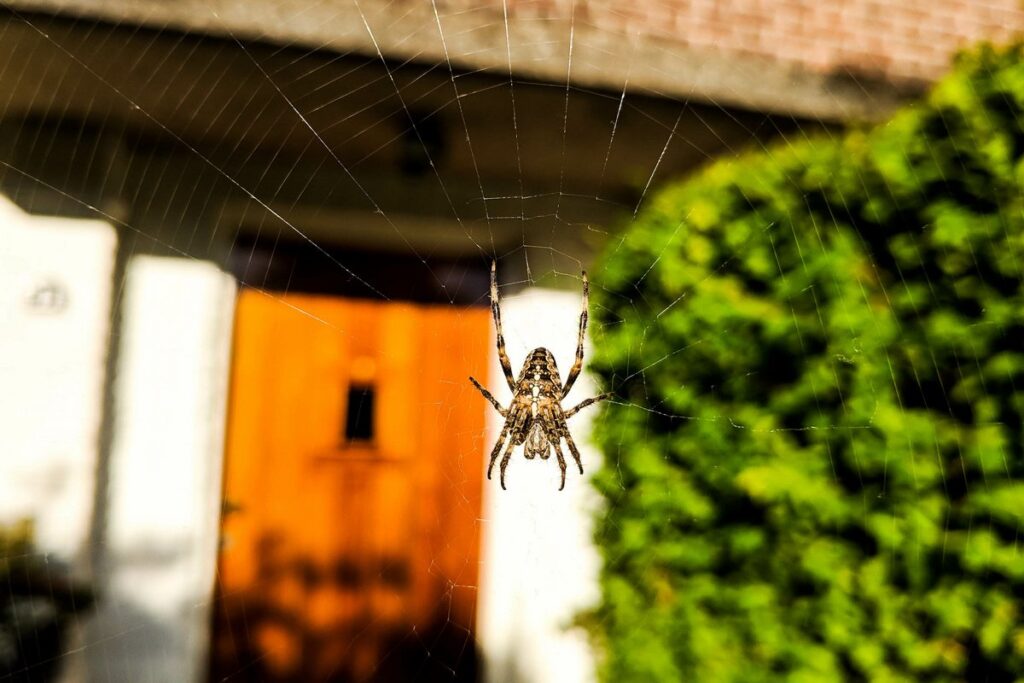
[2,1,1023,682]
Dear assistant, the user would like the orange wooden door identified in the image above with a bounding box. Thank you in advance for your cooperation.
[210,290,488,683]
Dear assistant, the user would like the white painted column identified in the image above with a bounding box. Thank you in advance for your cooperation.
[86,256,236,683]
[0,194,116,683]
[477,286,603,683]
[0,195,115,561]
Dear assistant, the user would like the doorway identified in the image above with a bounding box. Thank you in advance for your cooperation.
[210,290,489,682]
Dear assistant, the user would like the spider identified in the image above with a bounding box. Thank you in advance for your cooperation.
[469,261,611,491]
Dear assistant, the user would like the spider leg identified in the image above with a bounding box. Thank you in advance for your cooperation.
[550,438,568,491]
[469,376,507,416]
[537,405,567,490]
[489,260,517,392]
[498,441,516,490]
[487,418,514,482]
[499,406,530,490]
[557,411,585,476]
[561,270,589,399]
[564,392,612,419]
[534,407,552,460]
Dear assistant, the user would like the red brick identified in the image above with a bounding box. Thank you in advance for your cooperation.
[497,0,1024,83]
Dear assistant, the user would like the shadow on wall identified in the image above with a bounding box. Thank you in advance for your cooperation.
[82,596,179,682]
[0,564,94,683]
[209,534,478,683]
[489,640,531,683]
[0,522,94,683]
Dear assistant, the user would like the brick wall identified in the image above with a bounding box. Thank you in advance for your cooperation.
[11,0,1021,117]
[479,0,1024,85]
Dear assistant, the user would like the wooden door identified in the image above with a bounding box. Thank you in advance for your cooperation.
[210,290,488,682]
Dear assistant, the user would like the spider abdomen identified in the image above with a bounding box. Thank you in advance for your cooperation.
[517,347,562,387]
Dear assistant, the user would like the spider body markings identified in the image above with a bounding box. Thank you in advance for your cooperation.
[469,262,611,491]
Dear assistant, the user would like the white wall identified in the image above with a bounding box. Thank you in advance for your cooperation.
[477,286,603,683]
[85,256,236,683]
[0,195,115,561]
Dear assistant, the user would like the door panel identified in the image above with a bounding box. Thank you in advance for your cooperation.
[211,291,488,682]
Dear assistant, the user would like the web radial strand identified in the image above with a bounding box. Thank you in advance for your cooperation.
[2,4,1008,682]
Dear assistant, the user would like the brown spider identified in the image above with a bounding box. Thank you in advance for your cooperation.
[469,262,611,491]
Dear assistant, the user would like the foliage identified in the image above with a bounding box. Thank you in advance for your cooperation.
[589,44,1024,682]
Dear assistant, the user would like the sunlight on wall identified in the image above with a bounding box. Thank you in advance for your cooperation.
[86,256,236,682]
[0,195,115,561]
[477,285,602,683]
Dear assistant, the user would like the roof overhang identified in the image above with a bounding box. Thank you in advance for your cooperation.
[5,0,920,121]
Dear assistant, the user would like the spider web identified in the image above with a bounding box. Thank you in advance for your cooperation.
[0,3,1008,683]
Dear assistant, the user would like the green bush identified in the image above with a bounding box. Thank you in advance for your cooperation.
[589,44,1024,682]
